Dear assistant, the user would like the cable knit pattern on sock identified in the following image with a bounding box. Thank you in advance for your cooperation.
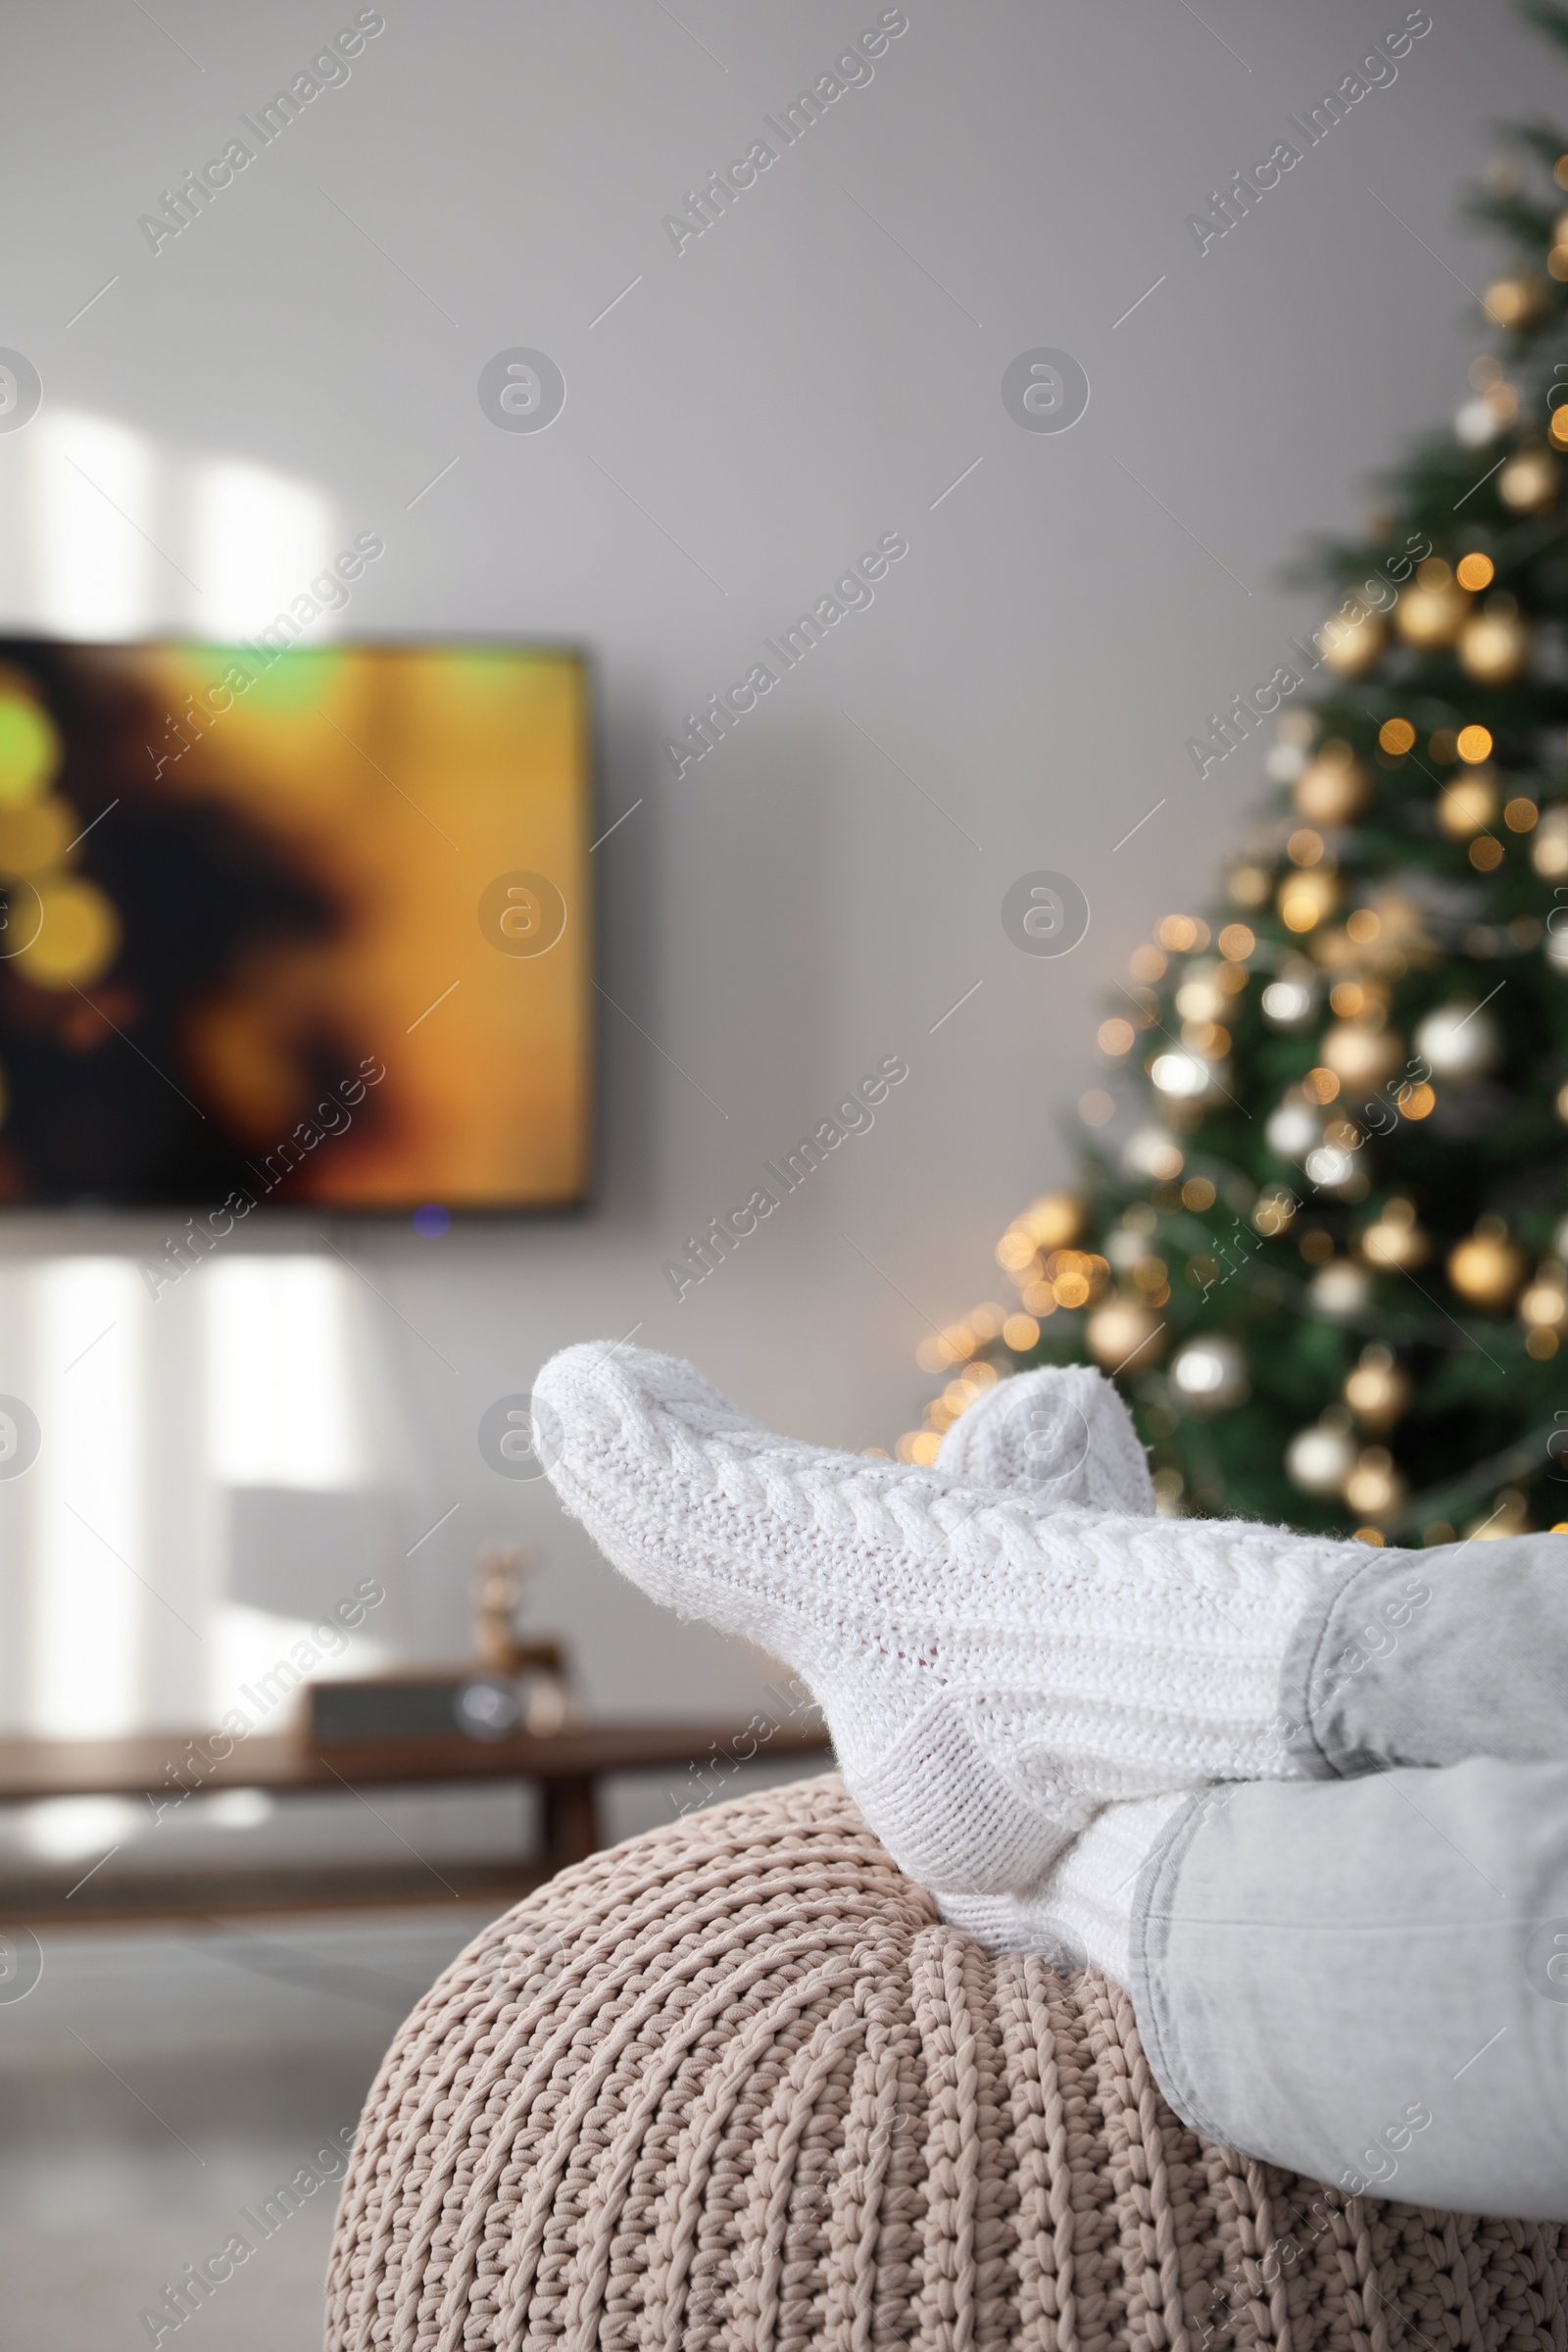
[535,1343,1366,1899]
[936,1364,1157,1515]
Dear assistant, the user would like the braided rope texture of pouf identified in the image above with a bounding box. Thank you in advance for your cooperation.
[327,1773,1567,2352]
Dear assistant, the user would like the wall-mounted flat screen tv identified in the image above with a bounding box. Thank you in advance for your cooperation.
[0,639,592,1211]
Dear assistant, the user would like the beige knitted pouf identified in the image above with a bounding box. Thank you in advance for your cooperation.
[327,1773,1566,2352]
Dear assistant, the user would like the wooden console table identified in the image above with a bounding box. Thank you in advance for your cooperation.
[0,1718,832,1926]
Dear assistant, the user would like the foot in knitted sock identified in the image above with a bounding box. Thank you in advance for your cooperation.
[535,1341,1365,1900]
[935,1365,1155,1514]
[936,1792,1191,1984]
[935,1374,1175,1982]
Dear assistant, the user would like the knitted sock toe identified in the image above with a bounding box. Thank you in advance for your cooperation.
[936,1366,1155,1513]
[535,1341,1364,1899]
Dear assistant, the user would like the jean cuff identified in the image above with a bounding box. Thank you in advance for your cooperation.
[1125,1785,1230,2145]
[1275,1549,1388,1780]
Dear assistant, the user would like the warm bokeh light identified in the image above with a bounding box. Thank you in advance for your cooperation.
[1439,776,1497,836]
[1377,716,1416,754]
[1455,553,1494,592]
[1156,914,1205,953]
[1278,868,1338,931]
[1227,862,1272,908]
[17,878,121,991]
[0,694,61,808]
[1483,275,1536,326]
[1456,724,1494,762]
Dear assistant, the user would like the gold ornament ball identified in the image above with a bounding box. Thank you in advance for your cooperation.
[1447,1221,1527,1311]
[1437,772,1497,838]
[1294,750,1371,826]
[1532,806,1568,878]
[1498,449,1559,513]
[1359,1199,1430,1271]
[1277,866,1339,933]
[1320,1020,1403,1091]
[1459,608,1530,684]
[1395,577,1470,649]
[1521,1265,1568,1334]
[1319,611,1385,676]
[1344,1446,1406,1519]
[1483,275,1547,328]
[1021,1191,1084,1251]
[1344,1343,1410,1431]
[1085,1295,1164,1371]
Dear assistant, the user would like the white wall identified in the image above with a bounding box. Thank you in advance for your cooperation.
[0,0,1548,1753]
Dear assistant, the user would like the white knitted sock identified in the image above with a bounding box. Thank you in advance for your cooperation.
[936,1374,1177,1981]
[934,1792,1189,1984]
[935,1365,1155,1513]
[535,1342,1363,1901]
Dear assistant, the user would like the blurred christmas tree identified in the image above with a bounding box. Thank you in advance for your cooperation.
[904,24,1568,1544]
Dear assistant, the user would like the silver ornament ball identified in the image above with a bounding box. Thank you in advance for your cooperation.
[1412,1003,1501,1082]
[1311,1261,1373,1319]
[1285,1422,1356,1496]
[1168,1334,1250,1413]
[1265,1100,1321,1160]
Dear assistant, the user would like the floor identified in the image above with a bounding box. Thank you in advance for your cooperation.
[0,1760,826,2344]
[0,1908,493,2351]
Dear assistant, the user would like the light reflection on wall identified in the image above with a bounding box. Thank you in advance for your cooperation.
[195,459,340,640]
[203,1256,366,1493]
[0,416,363,1747]
[29,414,156,639]
[30,1257,146,1737]
[1,407,337,641]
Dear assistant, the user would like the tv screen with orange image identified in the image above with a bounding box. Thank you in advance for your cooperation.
[0,639,592,1211]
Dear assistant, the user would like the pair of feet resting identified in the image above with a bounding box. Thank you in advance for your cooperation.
[534,1343,1379,1981]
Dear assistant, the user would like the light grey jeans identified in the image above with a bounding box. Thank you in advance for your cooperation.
[1128,1535,1568,2220]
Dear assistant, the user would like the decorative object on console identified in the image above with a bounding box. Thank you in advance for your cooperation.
[306,1535,572,1746]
